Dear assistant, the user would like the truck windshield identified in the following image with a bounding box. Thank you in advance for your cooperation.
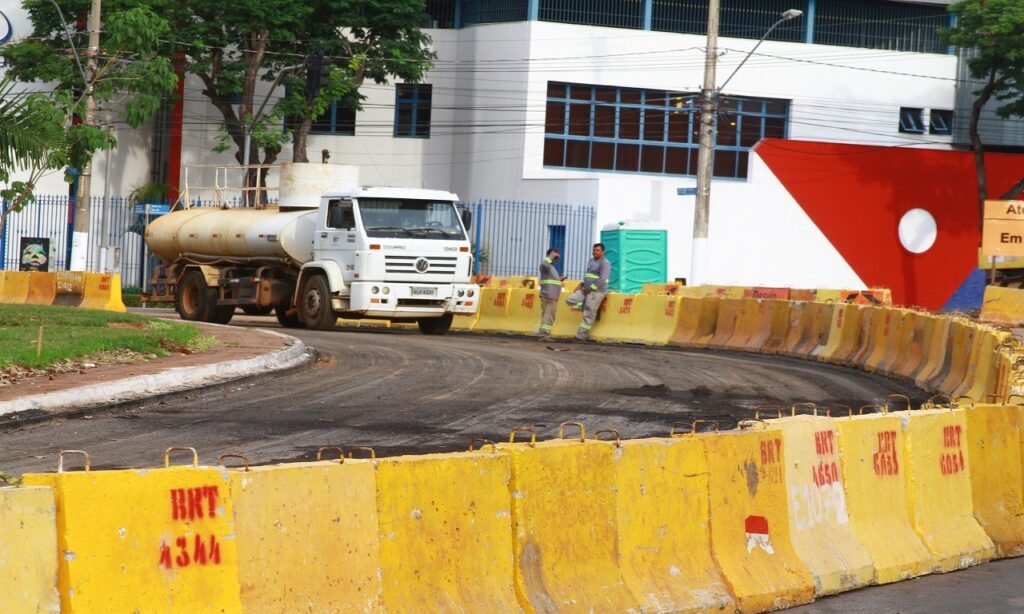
[358,199,467,240]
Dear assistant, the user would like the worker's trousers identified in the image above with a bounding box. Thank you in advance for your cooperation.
[539,298,558,335]
[565,289,606,340]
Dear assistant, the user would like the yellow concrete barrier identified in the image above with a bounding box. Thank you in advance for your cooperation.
[703,428,815,612]
[908,313,941,384]
[903,408,996,572]
[792,303,834,358]
[628,294,681,346]
[503,288,542,335]
[790,289,817,302]
[916,317,953,390]
[822,304,864,365]
[964,404,1024,557]
[53,271,85,307]
[24,460,243,613]
[980,285,1024,326]
[498,434,641,613]
[590,293,638,343]
[876,310,913,376]
[613,436,735,612]
[779,301,809,355]
[80,273,127,312]
[705,285,746,299]
[226,459,382,613]
[450,311,479,332]
[668,296,719,348]
[888,311,926,379]
[25,271,56,305]
[376,451,521,612]
[849,306,878,368]
[708,298,742,350]
[472,288,512,333]
[761,300,792,354]
[863,308,897,372]
[957,329,1009,401]
[0,486,60,613]
[550,293,584,338]
[0,270,29,304]
[641,282,682,296]
[724,298,765,352]
[834,411,933,583]
[767,415,874,595]
[937,323,975,394]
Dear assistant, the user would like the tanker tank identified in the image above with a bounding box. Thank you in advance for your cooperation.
[145,206,318,265]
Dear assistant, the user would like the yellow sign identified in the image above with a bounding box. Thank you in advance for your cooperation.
[982,200,1024,257]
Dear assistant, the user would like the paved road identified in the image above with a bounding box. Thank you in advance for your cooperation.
[0,316,921,474]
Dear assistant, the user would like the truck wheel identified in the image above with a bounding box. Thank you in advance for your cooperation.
[275,300,303,328]
[211,305,235,325]
[241,305,273,316]
[300,274,336,331]
[418,313,453,335]
[176,270,214,321]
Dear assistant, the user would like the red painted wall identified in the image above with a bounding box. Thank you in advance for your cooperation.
[757,140,1024,309]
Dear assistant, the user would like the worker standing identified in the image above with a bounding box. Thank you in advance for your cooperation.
[538,248,566,338]
[565,243,611,341]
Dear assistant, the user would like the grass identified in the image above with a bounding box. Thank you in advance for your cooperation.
[0,304,211,369]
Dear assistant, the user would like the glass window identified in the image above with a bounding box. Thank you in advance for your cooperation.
[542,81,789,179]
[899,107,924,134]
[394,83,432,138]
[930,109,953,135]
[310,99,356,135]
[326,199,355,229]
[358,199,466,240]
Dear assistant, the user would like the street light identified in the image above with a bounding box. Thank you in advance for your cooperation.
[689,7,803,287]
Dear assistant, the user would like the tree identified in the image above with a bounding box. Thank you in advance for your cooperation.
[0,76,68,231]
[943,0,1024,228]
[275,0,435,163]
[0,0,178,212]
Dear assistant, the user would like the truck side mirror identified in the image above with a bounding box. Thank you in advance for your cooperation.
[461,209,472,230]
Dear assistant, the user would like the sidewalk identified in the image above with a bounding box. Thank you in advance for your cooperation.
[0,320,313,418]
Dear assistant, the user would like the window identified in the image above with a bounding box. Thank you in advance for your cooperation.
[899,107,924,134]
[394,84,432,138]
[358,199,466,240]
[930,109,954,136]
[311,99,356,135]
[326,199,355,229]
[543,81,789,179]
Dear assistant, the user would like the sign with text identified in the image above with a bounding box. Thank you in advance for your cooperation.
[982,200,1024,257]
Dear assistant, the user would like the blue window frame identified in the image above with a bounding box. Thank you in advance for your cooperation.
[395,84,433,138]
[310,99,356,135]
[543,81,789,180]
[899,107,924,134]
[930,109,953,136]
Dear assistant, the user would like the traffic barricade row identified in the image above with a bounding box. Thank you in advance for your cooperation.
[0,271,126,312]
[13,404,1024,613]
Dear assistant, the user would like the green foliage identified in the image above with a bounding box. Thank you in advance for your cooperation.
[0,76,69,213]
[128,181,171,204]
[944,0,1024,118]
[0,304,208,369]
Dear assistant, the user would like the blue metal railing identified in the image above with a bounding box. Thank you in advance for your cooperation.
[461,0,528,26]
[812,0,947,54]
[539,0,644,30]
[468,199,596,280]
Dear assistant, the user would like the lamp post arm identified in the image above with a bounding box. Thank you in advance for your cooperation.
[43,0,90,91]
[717,18,789,93]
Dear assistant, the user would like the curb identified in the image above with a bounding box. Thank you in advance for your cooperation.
[0,328,314,418]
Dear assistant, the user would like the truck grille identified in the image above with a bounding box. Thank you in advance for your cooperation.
[385,255,458,275]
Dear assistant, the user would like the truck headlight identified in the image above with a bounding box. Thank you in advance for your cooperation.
[383,287,391,295]
[372,286,380,294]
[458,289,465,297]
[467,289,475,297]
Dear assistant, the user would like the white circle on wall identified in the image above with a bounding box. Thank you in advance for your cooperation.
[898,208,937,254]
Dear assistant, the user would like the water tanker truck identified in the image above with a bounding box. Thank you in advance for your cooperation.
[144,186,479,335]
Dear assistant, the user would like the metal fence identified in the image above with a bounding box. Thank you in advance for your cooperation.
[469,199,596,280]
[1,194,597,287]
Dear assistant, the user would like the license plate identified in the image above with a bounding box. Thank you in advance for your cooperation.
[411,287,437,297]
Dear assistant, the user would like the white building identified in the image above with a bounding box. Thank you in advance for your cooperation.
[4,0,1023,308]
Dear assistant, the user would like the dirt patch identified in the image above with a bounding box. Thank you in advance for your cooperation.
[106,321,149,330]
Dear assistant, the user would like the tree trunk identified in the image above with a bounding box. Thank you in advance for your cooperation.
[970,67,998,234]
[292,117,312,163]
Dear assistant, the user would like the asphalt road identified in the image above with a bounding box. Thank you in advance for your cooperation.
[3,315,1020,612]
[0,315,922,474]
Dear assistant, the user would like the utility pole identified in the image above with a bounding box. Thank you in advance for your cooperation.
[691,0,720,287]
[68,0,101,271]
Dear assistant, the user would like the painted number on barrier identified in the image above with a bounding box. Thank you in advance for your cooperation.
[664,301,676,317]
[521,293,535,309]
[158,485,224,570]
[940,424,965,476]
[619,297,633,315]
[759,438,784,483]
[872,430,900,476]
[494,292,507,307]
[791,429,850,530]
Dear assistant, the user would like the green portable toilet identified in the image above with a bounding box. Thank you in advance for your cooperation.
[599,221,668,293]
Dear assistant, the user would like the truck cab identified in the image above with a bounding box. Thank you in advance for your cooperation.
[296,187,479,334]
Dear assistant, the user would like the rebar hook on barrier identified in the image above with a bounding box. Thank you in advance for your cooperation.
[468,438,497,453]
[754,405,783,420]
[58,450,91,473]
[592,429,622,447]
[164,447,199,467]
[347,447,377,459]
[828,404,853,417]
[557,421,586,442]
[859,404,886,415]
[316,447,345,462]
[791,403,818,416]
[218,454,251,472]
[924,394,952,408]
[508,427,537,447]
[885,393,912,412]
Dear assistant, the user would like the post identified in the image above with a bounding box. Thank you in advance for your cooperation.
[691,0,720,287]
[68,0,102,271]
[99,126,113,272]
[242,130,251,206]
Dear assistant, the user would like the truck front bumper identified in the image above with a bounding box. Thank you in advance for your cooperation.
[345,282,480,318]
